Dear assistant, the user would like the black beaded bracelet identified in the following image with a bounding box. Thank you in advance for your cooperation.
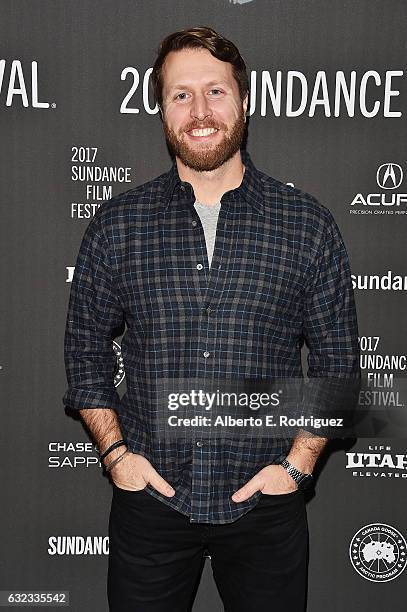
[99,439,126,462]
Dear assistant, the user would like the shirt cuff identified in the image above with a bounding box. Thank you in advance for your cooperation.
[62,387,123,413]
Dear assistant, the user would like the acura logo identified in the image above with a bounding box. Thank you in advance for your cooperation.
[376,163,403,190]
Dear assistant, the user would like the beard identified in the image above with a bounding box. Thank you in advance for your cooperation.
[162,109,246,172]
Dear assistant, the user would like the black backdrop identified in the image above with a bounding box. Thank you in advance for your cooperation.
[1,1,406,610]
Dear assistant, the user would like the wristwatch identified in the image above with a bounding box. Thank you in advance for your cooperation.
[280,459,314,491]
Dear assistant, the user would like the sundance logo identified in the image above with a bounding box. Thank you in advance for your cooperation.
[351,271,407,291]
[48,536,109,555]
[0,60,53,108]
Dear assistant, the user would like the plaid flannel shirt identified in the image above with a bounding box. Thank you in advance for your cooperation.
[63,148,360,524]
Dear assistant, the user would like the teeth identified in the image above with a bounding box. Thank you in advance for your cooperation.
[189,128,218,137]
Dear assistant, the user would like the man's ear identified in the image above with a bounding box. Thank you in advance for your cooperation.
[243,91,249,117]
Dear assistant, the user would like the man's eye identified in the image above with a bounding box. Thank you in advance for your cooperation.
[175,89,223,101]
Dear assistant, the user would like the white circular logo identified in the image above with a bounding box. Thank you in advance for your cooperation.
[113,340,125,387]
[349,523,407,582]
[376,163,403,189]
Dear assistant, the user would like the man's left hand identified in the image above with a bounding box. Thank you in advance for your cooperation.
[231,464,298,502]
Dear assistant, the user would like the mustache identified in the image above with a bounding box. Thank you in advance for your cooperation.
[184,123,223,132]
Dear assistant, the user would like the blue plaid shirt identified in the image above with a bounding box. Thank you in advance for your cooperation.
[63,148,360,523]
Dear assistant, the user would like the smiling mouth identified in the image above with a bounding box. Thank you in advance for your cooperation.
[186,127,220,140]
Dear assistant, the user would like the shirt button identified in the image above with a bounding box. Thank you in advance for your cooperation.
[203,351,210,358]
[196,263,203,270]
[196,441,204,447]
[205,307,213,315]
[192,220,197,227]
[180,185,185,192]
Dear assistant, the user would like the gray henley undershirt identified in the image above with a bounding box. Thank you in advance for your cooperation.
[193,200,222,267]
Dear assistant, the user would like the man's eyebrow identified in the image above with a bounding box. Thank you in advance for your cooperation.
[168,80,231,93]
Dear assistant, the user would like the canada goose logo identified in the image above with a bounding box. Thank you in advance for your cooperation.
[349,523,407,582]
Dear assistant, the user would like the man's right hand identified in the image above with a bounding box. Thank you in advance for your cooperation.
[106,449,175,497]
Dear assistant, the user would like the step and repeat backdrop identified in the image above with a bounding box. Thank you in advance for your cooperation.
[1,1,406,610]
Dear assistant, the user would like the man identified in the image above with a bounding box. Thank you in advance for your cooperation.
[63,26,360,612]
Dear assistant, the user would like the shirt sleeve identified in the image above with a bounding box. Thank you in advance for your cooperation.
[62,215,125,412]
[300,207,361,437]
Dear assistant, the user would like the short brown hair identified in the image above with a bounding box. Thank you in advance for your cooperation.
[151,26,249,113]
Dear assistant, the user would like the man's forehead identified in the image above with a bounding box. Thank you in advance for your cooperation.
[162,49,234,92]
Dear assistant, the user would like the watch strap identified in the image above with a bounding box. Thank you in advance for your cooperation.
[281,458,313,486]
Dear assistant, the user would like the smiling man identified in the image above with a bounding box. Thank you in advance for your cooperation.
[63,26,360,612]
[161,47,246,180]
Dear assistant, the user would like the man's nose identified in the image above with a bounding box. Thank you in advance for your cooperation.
[190,93,213,122]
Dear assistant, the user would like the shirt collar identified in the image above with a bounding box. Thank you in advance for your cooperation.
[162,148,265,215]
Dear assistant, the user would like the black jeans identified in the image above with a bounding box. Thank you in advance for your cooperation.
[108,484,308,612]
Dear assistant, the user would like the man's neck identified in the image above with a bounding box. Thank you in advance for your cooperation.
[176,151,245,207]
